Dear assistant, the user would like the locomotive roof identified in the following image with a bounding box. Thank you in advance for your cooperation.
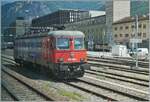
[15,30,85,39]
[48,30,85,37]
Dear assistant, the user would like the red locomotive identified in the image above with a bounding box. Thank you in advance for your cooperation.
[14,30,90,79]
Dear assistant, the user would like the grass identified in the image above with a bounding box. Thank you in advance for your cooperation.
[41,81,85,101]
[58,88,85,101]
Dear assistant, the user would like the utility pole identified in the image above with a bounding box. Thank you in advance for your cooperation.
[102,28,105,57]
[135,15,138,68]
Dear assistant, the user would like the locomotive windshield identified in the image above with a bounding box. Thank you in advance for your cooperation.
[56,38,70,49]
[74,38,84,50]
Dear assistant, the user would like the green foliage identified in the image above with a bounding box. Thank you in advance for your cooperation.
[58,88,85,101]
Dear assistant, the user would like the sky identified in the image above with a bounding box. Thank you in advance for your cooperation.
[2,0,105,2]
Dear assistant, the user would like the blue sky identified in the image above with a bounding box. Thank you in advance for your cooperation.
[2,0,105,2]
[2,0,14,1]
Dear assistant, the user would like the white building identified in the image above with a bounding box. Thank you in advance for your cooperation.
[105,0,130,45]
[89,10,105,17]
[80,10,105,20]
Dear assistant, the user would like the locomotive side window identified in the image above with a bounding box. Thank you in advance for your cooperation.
[74,38,84,50]
[56,38,69,50]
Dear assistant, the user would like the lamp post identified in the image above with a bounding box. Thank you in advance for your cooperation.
[130,15,141,68]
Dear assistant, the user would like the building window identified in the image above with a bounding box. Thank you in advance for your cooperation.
[125,34,129,37]
[138,24,141,28]
[131,34,135,37]
[114,27,117,30]
[143,33,146,37]
[114,34,118,37]
[143,24,146,29]
[138,33,141,36]
[120,26,123,30]
[131,25,134,28]
[125,26,129,29]
[120,34,122,37]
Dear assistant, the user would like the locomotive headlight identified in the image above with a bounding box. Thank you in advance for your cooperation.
[58,58,64,62]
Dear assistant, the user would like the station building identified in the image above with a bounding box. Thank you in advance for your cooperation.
[65,15,106,44]
[64,0,131,50]
[112,15,149,49]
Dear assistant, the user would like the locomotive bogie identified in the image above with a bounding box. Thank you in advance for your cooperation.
[52,63,89,79]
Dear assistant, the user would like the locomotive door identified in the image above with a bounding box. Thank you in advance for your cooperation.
[42,37,51,62]
[42,37,48,60]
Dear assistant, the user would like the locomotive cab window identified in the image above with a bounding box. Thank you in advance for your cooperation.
[56,38,69,50]
[74,38,84,50]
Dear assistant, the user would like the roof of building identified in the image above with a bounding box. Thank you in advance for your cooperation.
[113,15,149,25]
[16,30,85,39]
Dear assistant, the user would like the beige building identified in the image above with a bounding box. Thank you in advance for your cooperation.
[113,15,149,48]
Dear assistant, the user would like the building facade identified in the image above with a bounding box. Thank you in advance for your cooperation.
[65,15,106,49]
[113,15,149,48]
[32,9,89,27]
[105,0,130,44]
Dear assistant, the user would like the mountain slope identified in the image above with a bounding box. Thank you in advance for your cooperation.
[2,0,149,32]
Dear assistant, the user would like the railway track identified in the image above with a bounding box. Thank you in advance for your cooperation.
[1,59,69,101]
[88,56,149,68]
[85,69,149,87]
[64,76,149,101]
[2,55,149,83]
[89,66,149,82]
[88,58,149,75]
[1,84,19,101]
[2,55,149,101]
[112,56,149,62]
[1,67,54,101]
[2,55,149,74]
[88,55,149,62]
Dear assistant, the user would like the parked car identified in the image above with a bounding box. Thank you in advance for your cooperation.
[129,48,149,59]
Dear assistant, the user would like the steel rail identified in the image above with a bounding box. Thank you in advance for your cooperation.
[1,83,20,101]
[88,60,149,75]
[2,68,55,101]
[89,67,149,82]
[78,76,149,101]
[88,56,148,67]
[63,81,117,101]
[85,70,149,87]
